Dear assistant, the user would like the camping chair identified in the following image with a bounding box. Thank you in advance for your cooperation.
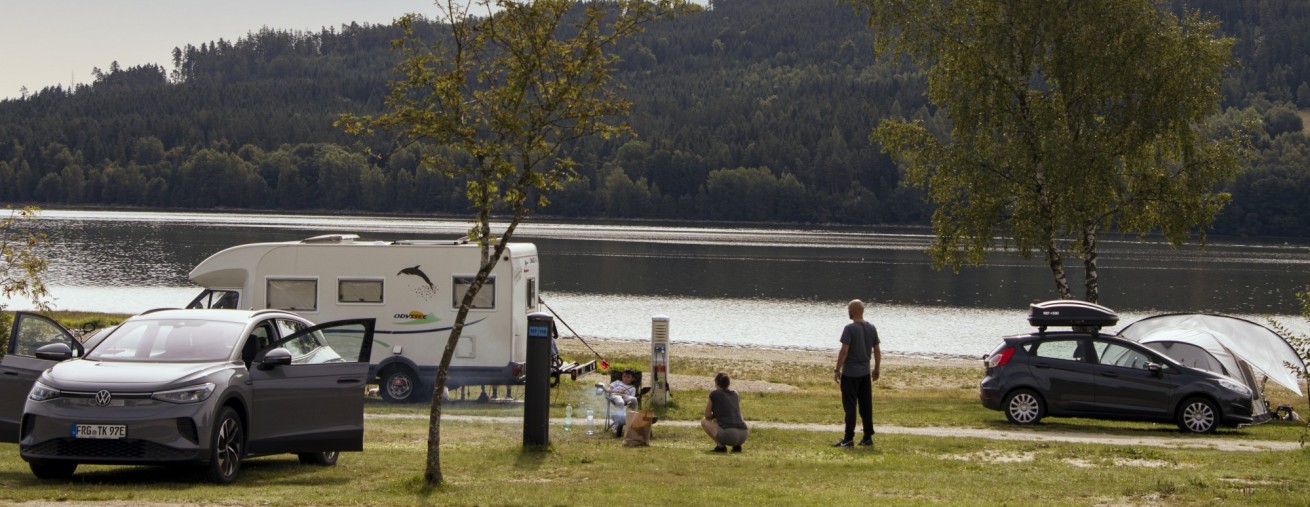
[598,370,651,434]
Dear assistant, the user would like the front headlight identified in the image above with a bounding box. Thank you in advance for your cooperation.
[1216,378,1251,396]
[28,382,61,402]
[152,383,215,404]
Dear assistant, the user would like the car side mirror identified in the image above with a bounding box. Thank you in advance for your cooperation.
[34,342,74,361]
[1146,362,1163,375]
[257,347,293,370]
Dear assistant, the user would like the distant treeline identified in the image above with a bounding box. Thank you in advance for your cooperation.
[1,0,1308,235]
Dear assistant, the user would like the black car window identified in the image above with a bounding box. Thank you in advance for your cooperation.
[1031,339,1084,362]
[1093,341,1153,370]
[241,322,276,367]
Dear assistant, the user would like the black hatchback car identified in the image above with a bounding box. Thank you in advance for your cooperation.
[979,301,1259,433]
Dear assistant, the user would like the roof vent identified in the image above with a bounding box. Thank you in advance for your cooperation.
[302,234,360,244]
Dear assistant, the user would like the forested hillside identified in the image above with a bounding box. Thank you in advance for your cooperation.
[1,0,1308,235]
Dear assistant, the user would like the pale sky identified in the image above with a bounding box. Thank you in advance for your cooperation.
[0,0,438,100]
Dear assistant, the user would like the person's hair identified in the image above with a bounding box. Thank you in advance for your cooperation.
[622,368,636,377]
[714,372,731,390]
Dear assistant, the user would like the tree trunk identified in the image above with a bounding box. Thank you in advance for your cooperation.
[424,223,517,486]
[1081,224,1099,304]
[1045,240,1073,300]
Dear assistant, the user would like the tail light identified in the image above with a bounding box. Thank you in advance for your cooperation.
[510,362,525,379]
[986,347,1015,368]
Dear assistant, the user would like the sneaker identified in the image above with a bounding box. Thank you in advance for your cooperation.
[712,445,727,453]
[858,438,873,446]
[731,445,742,453]
[614,424,624,438]
[832,439,854,448]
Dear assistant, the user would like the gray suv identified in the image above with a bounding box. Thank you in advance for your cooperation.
[0,309,374,483]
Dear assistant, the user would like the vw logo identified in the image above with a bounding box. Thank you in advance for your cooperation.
[95,390,112,407]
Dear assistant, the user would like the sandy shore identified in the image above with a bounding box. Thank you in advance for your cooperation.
[556,337,980,393]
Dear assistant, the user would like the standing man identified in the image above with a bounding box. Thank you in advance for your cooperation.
[833,299,880,447]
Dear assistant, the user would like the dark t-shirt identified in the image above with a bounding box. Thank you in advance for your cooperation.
[709,389,747,430]
[840,320,880,377]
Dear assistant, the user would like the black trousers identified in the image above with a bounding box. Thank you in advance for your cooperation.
[840,374,874,440]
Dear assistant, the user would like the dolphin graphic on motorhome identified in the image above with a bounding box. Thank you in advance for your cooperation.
[398,265,434,289]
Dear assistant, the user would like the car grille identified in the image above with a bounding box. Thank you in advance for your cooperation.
[25,438,192,460]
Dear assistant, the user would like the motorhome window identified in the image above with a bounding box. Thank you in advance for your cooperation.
[187,289,239,309]
[338,279,383,304]
[526,278,537,312]
[452,275,495,309]
[267,279,318,312]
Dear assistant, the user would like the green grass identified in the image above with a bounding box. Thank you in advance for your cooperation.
[4,312,1310,505]
[4,415,1310,506]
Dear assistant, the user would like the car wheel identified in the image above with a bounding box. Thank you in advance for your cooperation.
[298,451,339,466]
[380,367,423,403]
[207,406,244,484]
[1177,397,1219,434]
[1003,389,1045,425]
[29,460,77,480]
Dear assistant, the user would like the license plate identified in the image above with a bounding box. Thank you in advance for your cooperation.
[71,424,127,439]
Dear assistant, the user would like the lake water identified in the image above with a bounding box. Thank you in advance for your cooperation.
[5,209,1310,359]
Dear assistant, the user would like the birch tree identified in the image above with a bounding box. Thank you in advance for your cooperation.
[338,0,691,486]
[849,0,1249,302]
[1,206,49,357]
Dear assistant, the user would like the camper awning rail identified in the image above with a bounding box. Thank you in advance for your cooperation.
[391,239,470,246]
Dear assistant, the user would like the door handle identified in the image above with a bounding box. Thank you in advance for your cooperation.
[1100,371,1118,378]
[337,378,361,384]
[1033,363,1051,369]
[2,371,17,376]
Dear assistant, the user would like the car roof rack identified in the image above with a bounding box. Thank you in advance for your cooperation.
[1027,300,1118,334]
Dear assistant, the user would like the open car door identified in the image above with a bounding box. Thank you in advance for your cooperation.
[0,313,85,443]
[245,318,374,455]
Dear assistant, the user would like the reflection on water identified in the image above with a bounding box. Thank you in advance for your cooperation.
[5,209,1310,357]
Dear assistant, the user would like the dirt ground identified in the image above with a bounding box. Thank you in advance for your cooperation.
[558,336,978,393]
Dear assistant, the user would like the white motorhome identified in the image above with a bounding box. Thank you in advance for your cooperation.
[186,234,545,403]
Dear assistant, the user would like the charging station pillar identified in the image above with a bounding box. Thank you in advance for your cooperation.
[650,315,670,408]
[523,313,554,446]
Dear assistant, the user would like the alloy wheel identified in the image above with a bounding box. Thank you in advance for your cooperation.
[1180,399,1217,433]
[1006,392,1042,424]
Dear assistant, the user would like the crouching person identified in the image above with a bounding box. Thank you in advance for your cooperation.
[702,372,749,453]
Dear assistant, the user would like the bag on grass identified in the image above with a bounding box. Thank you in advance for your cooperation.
[622,408,654,447]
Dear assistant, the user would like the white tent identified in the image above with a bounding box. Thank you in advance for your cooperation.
[1117,314,1305,397]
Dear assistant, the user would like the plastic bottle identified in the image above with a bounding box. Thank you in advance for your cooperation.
[586,408,595,435]
[565,404,573,431]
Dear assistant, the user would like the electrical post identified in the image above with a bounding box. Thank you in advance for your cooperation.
[650,315,670,408]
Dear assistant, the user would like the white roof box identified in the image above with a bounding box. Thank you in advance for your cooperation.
[1027,300,1118,328]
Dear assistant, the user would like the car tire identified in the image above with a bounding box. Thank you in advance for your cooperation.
[298,451,339,466]
[380,366,425,403]
[1003,389,1045,425]
[29,460,77,480]
[206,406,244,484]
[1177,397,1219,434]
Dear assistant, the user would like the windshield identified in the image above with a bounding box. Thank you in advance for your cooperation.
[86,319,244,362]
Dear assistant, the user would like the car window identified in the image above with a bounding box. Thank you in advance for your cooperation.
[1093,341,1155,370]
[273,318,343,365]
[86,319,243,362]
[1030,339,1087,362]
[275,319,306,337]
[241,322,276,367]
[7,314,79,357]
